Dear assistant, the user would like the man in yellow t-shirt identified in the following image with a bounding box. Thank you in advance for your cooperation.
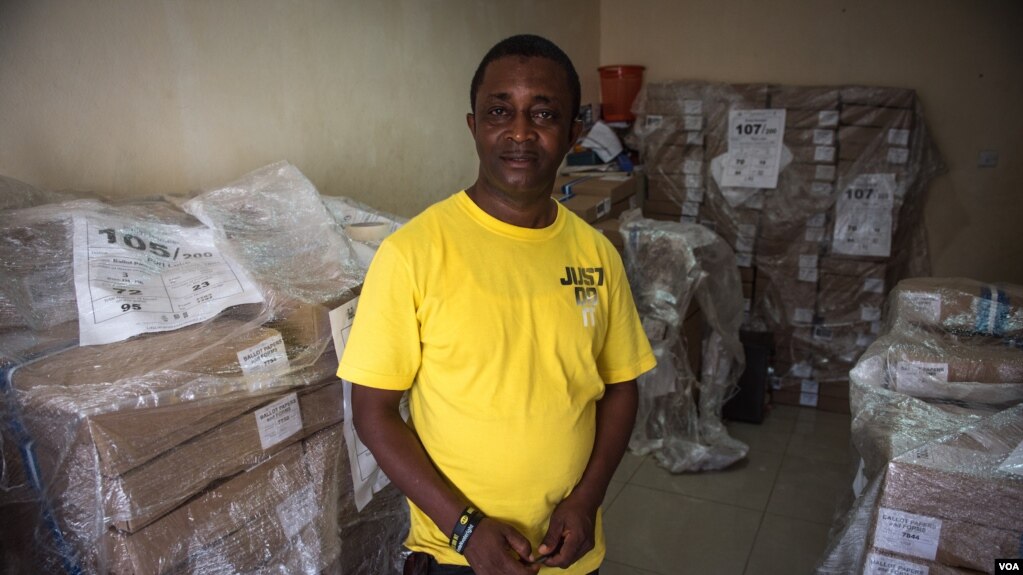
[337,34,655,575]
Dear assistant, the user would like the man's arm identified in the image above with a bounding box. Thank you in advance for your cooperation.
[537,379,639,568]
[351,383,541,574]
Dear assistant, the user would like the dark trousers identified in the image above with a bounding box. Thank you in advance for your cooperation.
[405,551,598,574]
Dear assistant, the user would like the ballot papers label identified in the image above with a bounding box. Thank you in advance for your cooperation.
[721,109,786,189]
[255,392,303,450]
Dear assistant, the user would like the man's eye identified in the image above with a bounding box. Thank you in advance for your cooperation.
[488,107,508,116]
[534,110,555,120]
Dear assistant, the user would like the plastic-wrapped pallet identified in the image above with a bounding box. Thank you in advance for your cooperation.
[815,277,1023,574]
[620,210,748,472]
[629,82,944,413]
[0,165,407,574]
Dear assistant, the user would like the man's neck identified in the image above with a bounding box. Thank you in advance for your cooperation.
[465,182,558,229]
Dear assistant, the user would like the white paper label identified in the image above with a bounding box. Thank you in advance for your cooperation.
[683,99,703,115]
[798,266,819,283]
[735,235,755,254]
[799,391,818,406]
[813,129,836,146]
[721,109,786,189]
[682,201,701,217]
[895,361,950,395]
[811,181,835,196]
[801,379,820,394]
[805,226,825,242]
[683,159,703,175]
[684,174,703,188]
[276,483,317,539]
[888,129,912,147]
[686,131,704,146]
[864,278,886,294]
[685,187,705,203]
[814,146,837,163]
[684,114,703,131]
[807,212,828,228]
[645,114,664,129]
[736,252,753,268]
[874,507,942,560]
[832,173,896,257]
[793,308,815,324]
[237,334,290,376]
[737,223,758,238]
[861,306,883,322]
[255,392,303,450]
[865,553,929,575]
[902,292,942,323]
[818,110,839,127]
[792,362,814,379]
[329,297,359,362]
[857,333,875,347]
[799,254,819,269]
[596,198,611,218]
[680,214,698,224]
[815,164,836,181]
[71,215,264,346]
[887,147,910,165]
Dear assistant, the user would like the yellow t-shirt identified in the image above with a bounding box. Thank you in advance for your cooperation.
[337,191,655,574]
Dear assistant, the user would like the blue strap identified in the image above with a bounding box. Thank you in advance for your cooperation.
[995,288,1010,337]
[977,285,992,334]
[3,345,84,575]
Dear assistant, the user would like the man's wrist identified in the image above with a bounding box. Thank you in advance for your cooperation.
[449,505,486,554]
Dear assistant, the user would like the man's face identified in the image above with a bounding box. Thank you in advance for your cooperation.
[467,56,579,203]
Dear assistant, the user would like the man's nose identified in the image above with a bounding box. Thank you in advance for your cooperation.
[508,113,537,143]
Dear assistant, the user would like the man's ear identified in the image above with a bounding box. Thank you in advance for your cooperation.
[569,119,583,146]
[466,113,476,137]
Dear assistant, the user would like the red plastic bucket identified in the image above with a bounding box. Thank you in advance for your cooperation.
[598,65,645,122]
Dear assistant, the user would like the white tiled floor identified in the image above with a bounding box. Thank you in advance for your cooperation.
[601,405,857,575]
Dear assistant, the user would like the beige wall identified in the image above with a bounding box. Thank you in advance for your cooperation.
[0,0,599,217]
[600,0,1023,284]
[4,1,1020,283]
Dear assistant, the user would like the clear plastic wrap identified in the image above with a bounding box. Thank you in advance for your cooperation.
[630,82,945,412]
[889,276,1023,338]
[183,161,365,307]
[816,277,1023,574]
[1,167,407,574]
[621,210,748,472]
[321,194,407,267]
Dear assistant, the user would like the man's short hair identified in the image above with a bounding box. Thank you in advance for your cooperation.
[470,34,581,122]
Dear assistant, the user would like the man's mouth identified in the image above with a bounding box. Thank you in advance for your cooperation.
[500,150,538,165]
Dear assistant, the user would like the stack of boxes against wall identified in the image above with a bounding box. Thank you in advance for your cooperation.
[629,81,941,413]
[0,165,407,575]
[816,278,1023,573]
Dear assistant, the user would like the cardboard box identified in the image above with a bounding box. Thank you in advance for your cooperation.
[785,108,840,129]
[840,86,916,109]
[768,86,840,110]
[871,406,1023,569]
[891,277,1023,337]
[890,337,1023,405]
[106,424,344,575]
[840,105,915,129]
[556,193,611,223]
[107,380,345,532]
[554,174,639,204]
[783,128,836,147]
[593,219,624,249]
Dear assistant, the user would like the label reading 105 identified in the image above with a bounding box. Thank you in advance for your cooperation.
[96,229,214,260]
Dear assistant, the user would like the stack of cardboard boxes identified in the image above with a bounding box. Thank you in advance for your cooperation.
[629,82,942,413]
[817,277,1023,572]
[0,173,409,574]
